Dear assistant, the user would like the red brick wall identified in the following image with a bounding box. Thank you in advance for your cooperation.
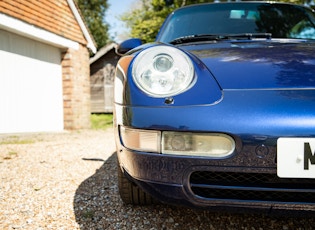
[62,44,91,129]
[0,0,86,45]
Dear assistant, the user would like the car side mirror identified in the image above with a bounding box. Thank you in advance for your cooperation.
[116,38,143,56]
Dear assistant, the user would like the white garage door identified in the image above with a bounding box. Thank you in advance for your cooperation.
[0,29,63,133]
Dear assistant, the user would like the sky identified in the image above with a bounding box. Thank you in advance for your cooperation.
[105,0,135,42]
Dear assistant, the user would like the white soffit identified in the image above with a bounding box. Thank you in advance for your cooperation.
[0,13,79,50]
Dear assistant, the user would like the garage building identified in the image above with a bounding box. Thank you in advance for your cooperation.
[0,0,96,133]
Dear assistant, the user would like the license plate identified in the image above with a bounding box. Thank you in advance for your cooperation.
[277,138,315,178]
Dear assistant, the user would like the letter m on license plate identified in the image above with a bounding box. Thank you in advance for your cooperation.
[277,138,315,178]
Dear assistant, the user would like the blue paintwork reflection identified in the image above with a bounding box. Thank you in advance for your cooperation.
[183,40,315,89]
[122,90,315,138]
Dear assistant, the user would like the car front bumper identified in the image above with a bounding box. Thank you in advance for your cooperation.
[117,146,315,214]
[114,89,315,213]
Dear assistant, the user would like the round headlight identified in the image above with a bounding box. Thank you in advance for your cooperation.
[132,46,194,97]
[153,54,173,72]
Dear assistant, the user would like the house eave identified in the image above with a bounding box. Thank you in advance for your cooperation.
[67,0,97,53]
[0,13,79,50]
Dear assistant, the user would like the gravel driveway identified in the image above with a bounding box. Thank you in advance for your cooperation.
[1,128,314,229]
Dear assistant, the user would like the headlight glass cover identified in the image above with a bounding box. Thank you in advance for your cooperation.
[162,132,235,157]
[132,46,194,97]
[119,126,235,158]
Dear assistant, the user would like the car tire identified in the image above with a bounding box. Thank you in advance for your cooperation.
[118,165,156,205]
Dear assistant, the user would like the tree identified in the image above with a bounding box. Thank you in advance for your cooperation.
[75,0,109,50]
[121,0,311,43]
[121,0,220,43]
[121,0,165,43]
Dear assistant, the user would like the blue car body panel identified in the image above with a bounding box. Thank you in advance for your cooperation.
[186,41,315,90]
[114,2,315,214]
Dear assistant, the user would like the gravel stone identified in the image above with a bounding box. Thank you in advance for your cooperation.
[1,128,315,229]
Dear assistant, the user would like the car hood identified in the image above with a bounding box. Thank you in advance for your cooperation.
[182,40,315,90]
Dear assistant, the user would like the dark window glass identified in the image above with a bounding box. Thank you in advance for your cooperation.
[157,3,315,42]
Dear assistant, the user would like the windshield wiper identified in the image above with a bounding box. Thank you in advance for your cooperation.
[169,34,219,45]
[169,33,272,45]
[225,33,272,40]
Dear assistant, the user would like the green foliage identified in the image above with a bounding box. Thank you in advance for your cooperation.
[90,114,113,130]
[121,0,311,43]
[75,0,109,50]
[121,0,219,43]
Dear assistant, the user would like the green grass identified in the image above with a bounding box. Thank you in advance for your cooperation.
[0,137,35,145]
[90,114,113,130]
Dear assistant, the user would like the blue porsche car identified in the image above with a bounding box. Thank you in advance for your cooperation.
[114,2,315,214]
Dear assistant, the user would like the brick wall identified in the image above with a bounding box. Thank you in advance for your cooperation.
[62,44,91,129]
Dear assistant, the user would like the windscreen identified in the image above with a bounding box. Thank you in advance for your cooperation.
[157,3,315,43]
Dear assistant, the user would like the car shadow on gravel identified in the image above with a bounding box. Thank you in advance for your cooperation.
[74,153,315,230]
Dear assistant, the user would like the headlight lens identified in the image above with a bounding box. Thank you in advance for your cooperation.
[119,126,235,158]
[132,46,194,97]
[162,132,235,157]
